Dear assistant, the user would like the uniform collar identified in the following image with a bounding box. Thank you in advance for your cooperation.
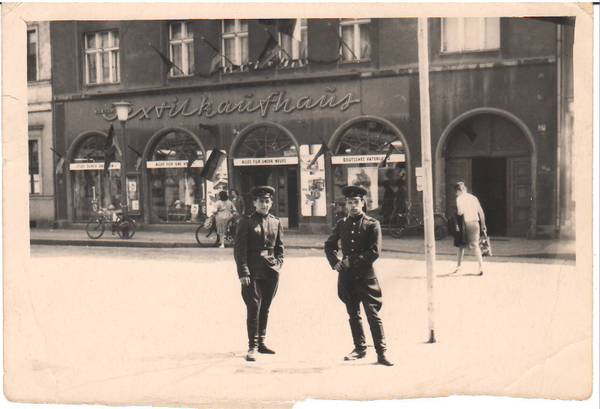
[348,212,365,222]
[253,211,269,220]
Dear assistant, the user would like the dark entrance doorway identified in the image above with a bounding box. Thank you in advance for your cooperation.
[471,157,506,236]
[232,124,300,229]
[237,166,299,228]
[444,113,532,237]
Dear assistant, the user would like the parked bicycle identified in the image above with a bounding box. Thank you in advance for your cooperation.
[390,202,448,240]
[85,200,137,240]
[195,216,238,247]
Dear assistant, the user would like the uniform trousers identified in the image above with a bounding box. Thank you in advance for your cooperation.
[338,275,387,354]
[241,276,279,348]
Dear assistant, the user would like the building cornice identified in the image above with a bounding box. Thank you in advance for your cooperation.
[53,55,556,103]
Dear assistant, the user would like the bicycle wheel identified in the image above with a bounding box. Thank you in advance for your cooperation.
[195,224,219,247]
[85,219,105,239]
[116,218,136,240]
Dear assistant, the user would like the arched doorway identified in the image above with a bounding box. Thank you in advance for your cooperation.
[230,122,300,227]
[143,128,206,224]
[68,131,122,222]
[438,110,536,236]
[329,116,410,226]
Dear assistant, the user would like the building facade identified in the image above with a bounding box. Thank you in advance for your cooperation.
[28,21,55,227]
[48,18,574,237]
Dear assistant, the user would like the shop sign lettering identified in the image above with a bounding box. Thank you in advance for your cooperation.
[146,160,204,169]
[233,157,299,167]
[69,162,121,171]
[95,88,360,122]
[331,154,405,165]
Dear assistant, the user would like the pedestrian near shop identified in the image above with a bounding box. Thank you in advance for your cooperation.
[214,190,237,248]
[451,181,487,276]
[234,186,284,362]
[324,185,393,366]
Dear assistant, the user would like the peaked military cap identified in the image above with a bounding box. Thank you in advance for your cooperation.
[251,185,275,198]
[342,185,368,198]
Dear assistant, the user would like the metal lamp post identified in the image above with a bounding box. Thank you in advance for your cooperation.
[112,101,131,216]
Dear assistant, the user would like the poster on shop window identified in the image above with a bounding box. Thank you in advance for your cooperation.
[205,149,228,216]
[347,166,378,210]
[300,144,327,216]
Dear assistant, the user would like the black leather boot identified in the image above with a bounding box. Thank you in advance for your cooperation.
[376,353,394,366]
[257,336,276,354]
[246,336,258,361]
[344,318,367,360]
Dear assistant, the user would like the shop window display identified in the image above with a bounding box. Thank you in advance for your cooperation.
[332,120,408,226]
[71,134,122,221]
[148,131,206,223]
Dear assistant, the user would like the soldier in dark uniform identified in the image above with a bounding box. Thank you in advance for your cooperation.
[234,186,284,362]
[324,185,394,366]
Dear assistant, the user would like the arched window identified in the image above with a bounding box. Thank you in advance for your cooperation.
[235,125,298,158]
[332,119,408,225]
[70,133,121,221]
[147,130,206,223]
[335,120,403,155]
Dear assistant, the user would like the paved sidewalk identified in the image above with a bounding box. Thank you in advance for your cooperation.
[30,227,576,260]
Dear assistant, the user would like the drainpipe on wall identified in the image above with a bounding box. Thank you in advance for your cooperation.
[555,24,563,237]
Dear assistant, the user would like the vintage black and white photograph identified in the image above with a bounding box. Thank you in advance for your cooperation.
[2,2,595,408]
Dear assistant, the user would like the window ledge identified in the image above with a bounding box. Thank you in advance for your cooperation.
[439,48,500,56]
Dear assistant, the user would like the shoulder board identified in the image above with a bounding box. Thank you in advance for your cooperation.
[268,213,279,220]
[336,217,348,224]
[363,215,378,222]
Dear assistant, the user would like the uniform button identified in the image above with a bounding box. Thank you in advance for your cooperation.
[351,240,355,243]
[352,231,355,234]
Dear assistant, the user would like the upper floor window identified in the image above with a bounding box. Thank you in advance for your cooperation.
[278,19,308,61]
[84,30,120,85]
[441,18,500,53]
[169,22,194,76]
[339,19,371,62]
[28,138,41,194]
[222,19,248,67]
[27,29,38,81]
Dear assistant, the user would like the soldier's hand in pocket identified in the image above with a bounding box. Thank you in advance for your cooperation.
[240,277,251,287]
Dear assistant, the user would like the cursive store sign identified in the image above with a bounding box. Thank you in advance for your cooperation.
[95,88,360,122]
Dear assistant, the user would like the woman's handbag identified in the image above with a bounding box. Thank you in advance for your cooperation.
[479,229,493,257]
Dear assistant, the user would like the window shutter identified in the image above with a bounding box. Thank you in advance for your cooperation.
[307,19,339,63]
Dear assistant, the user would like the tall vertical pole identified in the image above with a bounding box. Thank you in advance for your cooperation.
[418,17,437,343]
[120,121,128,217]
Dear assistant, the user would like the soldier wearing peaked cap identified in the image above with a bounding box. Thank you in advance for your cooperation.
[324,185,394,366]
[234,185,284,362]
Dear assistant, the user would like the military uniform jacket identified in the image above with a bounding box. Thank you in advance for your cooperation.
[234,212,284,279]
[324,213,382,279]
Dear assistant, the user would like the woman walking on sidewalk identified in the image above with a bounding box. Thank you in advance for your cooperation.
[451,181,487,276]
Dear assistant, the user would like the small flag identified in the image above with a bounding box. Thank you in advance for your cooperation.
[257,34,281,70]
[128,145,144,171]
[103,124,117,173]
[55,157,65,176]
[200,150,226,182]
[379,143,395,168]
[209,52,222,75]
[307,140,330,169]
[148,43,184,75]
[50,147,65,175]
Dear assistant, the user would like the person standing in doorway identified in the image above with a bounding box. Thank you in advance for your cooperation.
[234,186,284,362]
[452,181,487,276]
[324,185,393,366]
